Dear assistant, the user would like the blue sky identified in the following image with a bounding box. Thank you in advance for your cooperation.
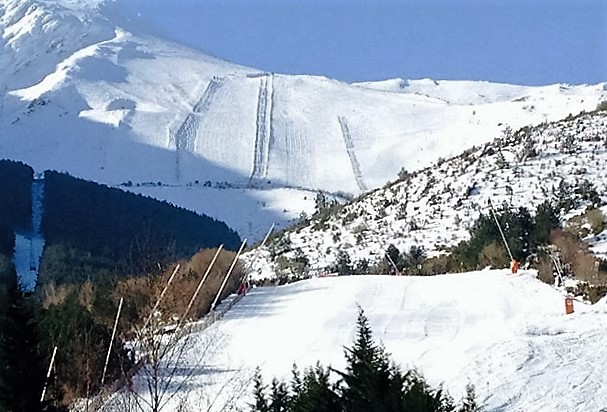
[123,0,606,86]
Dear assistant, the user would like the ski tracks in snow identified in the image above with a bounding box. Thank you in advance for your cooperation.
[338,116,368,192]
[171,77,224,180]
[249,74,273,184]
[477,324,607,412]
[174,76,224,153]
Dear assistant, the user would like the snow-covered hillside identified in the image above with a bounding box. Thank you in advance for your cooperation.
[121,271,607,412]
[0,0,605,240]
[354,78,539,105]
[247,110,607,276]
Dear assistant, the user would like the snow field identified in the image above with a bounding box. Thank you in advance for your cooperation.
[151,270,607,411]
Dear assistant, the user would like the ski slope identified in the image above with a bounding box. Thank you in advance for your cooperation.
[127,270,607,412]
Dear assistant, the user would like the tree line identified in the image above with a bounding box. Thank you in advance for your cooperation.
[250,308,482,412]
[40,170,241,285]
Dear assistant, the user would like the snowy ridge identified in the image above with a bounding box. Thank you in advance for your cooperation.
[354,78,556,105]
[246,110,607,276]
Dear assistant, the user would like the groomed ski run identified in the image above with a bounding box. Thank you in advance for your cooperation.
[249,74,274,185]
[338,115,368,191]
[118,270,607,412]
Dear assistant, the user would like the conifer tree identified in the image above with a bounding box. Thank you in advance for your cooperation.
[458,384,483,412]
[250,367,270,412]
[532,201,560,245]
[290,364,340,412]
[402,371,455,412]
[269,378,289,412]
[336,307,403,412]
[0,276,47,412]
[336,250,354,276]
[247,309,481,412]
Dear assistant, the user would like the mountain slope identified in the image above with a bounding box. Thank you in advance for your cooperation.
[121,271,607,412]
[247,110,607,277]
[1,0,605,241]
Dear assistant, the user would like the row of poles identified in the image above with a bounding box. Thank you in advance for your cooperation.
[40,223,275,404]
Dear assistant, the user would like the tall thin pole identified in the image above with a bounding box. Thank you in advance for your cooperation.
[488,199,514,262]
[549,254,564,285]
[180,245,223,323]
[385,251,401,275]
[41,346,58,403]
[142,264,180,331]
[101,297,124,386]
[242,223,274,283]
[212,239,247,310]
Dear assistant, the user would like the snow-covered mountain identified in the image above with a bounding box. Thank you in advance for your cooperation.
[247,110,607,277]
[1,0,605,240]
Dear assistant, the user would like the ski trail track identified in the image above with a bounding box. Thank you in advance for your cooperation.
[175,77,224,153]
[172,77,224,180]
[267,76,310,189]
[338,116,368,191]
[249,74,273,184]
[283,123,309,188]
[31,176,44,237]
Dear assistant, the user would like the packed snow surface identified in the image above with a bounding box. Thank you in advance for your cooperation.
[140,270,607,412]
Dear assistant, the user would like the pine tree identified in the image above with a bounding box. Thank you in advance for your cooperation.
[336,251,353,276]
[250,367,270,412]
[269,378,289,412]
[291,364,340,412]
[385,244,402,275]
[532,201,560,245]
[0,277,47,412]
[505,207,534,261]
[314,192,328,215]
[402,371,455,412]
[336,307,403,412]
[458,384,483,412]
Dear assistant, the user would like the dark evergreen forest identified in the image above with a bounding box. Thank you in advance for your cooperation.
[40,170,241,285]
[0,160,32,257]
[0,160,243,409]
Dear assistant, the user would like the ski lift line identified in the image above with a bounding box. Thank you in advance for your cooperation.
[212,239,247,310]
[384,250,400,275]
[180,245,224,324]
[242,223,274,283]
[549,254,564,285]
[101,297,124,386]
[40,346,58,403]
[142,264,180,331]
[488,199,515,262]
